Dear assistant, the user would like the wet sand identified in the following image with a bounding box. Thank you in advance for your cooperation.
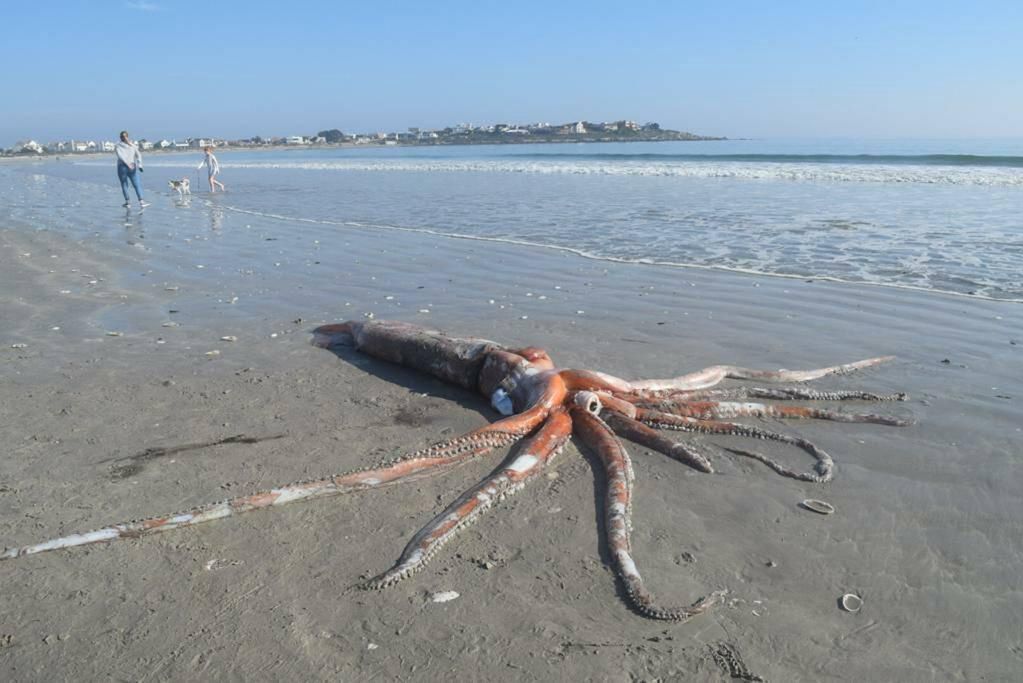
[1,209,1021,680]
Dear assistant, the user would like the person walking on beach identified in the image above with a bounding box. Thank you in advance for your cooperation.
[115,131,149,208]
[197,146,226,192]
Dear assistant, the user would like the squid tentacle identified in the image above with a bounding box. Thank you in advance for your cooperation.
[0,411,545,562]
[635,400,911,427]
[634,408,834,483]
[649,387,908,402]
[572,401,725,622]
[602,411,714,473]
[627,356,895,396]
[364,410,573,590]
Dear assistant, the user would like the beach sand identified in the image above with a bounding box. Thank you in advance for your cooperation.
[1,212,1020,680]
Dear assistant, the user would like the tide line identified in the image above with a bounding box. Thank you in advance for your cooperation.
[219,204,1023,305]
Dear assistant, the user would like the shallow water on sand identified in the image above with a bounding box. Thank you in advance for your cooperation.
[8,137,1023,301]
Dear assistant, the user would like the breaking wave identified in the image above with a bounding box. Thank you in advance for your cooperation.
[129,158,1023,186]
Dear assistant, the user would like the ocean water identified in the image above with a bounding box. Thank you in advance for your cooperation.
[4,138,1023,301]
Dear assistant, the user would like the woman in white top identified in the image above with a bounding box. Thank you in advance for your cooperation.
[115,130,150,208]
[197,146,226,192]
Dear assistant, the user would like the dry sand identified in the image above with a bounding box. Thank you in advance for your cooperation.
[1,212,1021,681]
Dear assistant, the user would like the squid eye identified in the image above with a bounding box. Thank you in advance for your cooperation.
[490,388,514,416]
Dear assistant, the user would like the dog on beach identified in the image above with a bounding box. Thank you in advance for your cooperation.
[168,178,191,196]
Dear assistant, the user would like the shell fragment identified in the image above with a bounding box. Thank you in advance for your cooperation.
[800,499,835,515]
[840,593,863,613]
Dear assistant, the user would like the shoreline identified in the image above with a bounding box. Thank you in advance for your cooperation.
[1,135,729,162]
[1,195,1021,679]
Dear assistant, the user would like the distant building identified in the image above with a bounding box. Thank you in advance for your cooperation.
[157,139,172,149]
[100,141,116,152]
[573,121,587,134]
[140,140,154,150]
[285,135,306,145]
[15,140,44,154]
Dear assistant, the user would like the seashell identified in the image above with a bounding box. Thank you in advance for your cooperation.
[220,336,237,342]
[162,322,179,327]
[430,590,460,603]
[800,499,835,515]
[840,593,863,613]
[106,331,123,337]
[205,350,220,357]
[11,343,28,349]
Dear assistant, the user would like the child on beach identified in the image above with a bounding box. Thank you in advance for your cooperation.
[115,131,149,208]
[197,146,226,192]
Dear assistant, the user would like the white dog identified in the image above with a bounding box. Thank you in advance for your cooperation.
[168,178,191,196]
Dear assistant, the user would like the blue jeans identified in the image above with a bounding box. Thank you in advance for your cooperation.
[117,161,143,202]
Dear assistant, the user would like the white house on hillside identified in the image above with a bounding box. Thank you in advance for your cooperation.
[15,140,44,154]
[285,135,306,145]
[100,141,115,152]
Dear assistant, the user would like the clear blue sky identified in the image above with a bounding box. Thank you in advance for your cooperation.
[2,0,1021,145]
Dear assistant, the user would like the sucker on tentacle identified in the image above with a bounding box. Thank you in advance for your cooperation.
[666,386,908,402]
[2,319,910,624]
[635,399,911,426]
[634,408,835,483]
